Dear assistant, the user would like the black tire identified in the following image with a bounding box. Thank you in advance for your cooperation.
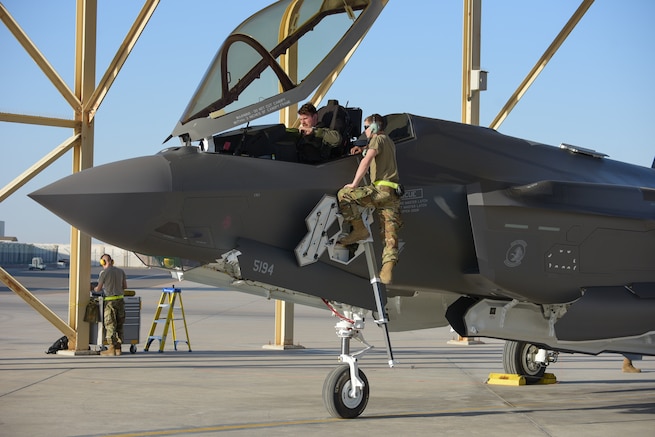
[503,340,546,384]
[322,364,369,419]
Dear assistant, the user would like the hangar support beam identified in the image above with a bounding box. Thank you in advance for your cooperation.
[0,266,76,340]
[0,3,81,112]
[67,0,97,353]
[489,0,594,129]
[461,0,482,126]
[461,0,595,130]
[0,0,160,352]
[272,0,378,348]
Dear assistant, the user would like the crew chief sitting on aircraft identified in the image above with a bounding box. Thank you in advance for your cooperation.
[337,113,402,284]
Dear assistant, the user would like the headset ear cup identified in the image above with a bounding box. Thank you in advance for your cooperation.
[100,259,106,266]
[370,122,378,134]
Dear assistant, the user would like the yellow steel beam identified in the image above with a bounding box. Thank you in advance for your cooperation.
[272,1,302,348]
[309,39,364,113]
[84,0,160,122]
[0,3,81,112]
[461,0,481,125]
[0,133,80,203]
[489,0,594,130]
[0,266,76,341]
[309,2,388,114]
[278,0,302,128]
[67,0,98,351]
[0,112,79,129]
[270,1,376,347]
[0,1,156,351]
[461,0,471,123]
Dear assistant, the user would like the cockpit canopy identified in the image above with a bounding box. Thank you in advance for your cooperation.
[171,0,387,141]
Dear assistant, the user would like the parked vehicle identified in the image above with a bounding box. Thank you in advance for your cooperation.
[28,257,46,270]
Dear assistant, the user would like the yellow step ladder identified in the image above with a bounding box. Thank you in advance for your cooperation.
[144,287,192,352]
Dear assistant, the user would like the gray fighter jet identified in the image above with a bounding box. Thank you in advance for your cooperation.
[30,0,655,419]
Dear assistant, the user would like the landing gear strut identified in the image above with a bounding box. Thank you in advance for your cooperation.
[322,310,372,418]
[296,198,396,418]
[321,240,397,418]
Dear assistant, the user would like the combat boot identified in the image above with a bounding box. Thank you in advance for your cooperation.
[380,262,395,285]
[339,219,370,245]
[100,345,116,356]
[114,343,122,356]
[622,357,641,373]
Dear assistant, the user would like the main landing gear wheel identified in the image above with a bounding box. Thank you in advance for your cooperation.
[323,364,369,419]
[503,340,546,383]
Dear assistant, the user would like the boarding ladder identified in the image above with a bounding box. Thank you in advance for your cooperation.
[144,287,192,352]
[294,194,396,367]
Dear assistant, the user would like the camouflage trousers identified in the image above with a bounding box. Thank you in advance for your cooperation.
[337,185,403,265]
[104,299,125,346]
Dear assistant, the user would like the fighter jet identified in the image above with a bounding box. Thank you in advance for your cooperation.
[30,0,655,419]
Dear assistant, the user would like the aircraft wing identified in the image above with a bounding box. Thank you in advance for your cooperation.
[467,180,655,304]
[477,180,655,220]
[555,283,655,342]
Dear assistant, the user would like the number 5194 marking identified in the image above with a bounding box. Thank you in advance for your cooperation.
[253,259,274,275]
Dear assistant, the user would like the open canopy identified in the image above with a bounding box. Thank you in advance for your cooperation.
[170,0,387,141]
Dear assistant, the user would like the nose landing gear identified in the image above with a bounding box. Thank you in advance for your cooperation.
[322,310,372,418]
[297,196,396,418]
[321,238,397,418]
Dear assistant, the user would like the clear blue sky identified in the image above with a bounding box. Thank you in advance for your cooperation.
[1,0,654,243]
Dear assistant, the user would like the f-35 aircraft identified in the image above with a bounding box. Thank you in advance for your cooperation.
[30,0,655,419]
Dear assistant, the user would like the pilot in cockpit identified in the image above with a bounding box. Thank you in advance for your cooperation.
[296,103,343,163]
[298,103,341,143]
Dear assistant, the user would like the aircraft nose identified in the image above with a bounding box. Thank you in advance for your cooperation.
[29,154,173,248]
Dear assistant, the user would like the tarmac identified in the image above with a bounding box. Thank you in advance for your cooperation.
[1,266,654,437]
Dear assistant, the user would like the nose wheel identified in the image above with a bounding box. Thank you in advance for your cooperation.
[323,364,369,419]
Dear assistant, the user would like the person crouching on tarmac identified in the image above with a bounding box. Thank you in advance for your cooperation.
[337,113,402,284]
[94,254,127,356]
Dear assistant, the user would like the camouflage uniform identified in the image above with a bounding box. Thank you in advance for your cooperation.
[338,132,402,265]
[98,265,126,346]
[297,125,343,162]
[338,185,402,264]
[312,125,342,147]
[103,299,125,346]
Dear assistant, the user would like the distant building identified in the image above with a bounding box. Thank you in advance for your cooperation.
[0,241,59,265]
[0,241,144,267]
